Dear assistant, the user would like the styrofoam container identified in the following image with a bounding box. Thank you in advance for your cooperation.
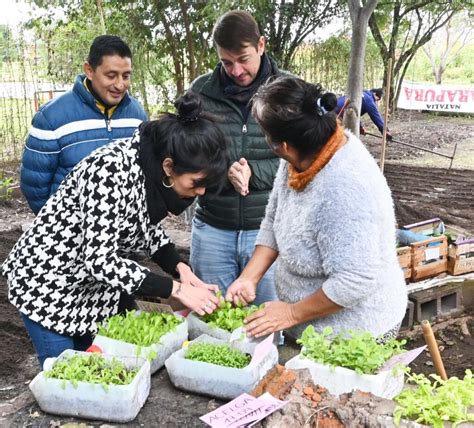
[29,350,150,422]
[285,353,404,399]
[93,314,188,374]
[187,311,280,348]
[165,334,278,400]
[187,311,238,340]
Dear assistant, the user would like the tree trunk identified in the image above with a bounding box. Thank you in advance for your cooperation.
[344,0,379,136]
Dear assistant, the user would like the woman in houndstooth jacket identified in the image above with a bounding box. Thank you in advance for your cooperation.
[2,92,229,366]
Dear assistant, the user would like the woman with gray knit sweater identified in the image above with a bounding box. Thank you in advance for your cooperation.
[226,76,407,341]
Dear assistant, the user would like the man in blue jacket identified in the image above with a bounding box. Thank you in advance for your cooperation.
[21,35,147,214]
[336,88,392,140]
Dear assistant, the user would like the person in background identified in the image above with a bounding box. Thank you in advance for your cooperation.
[2,92,228,367]
[336,88,393,140]
[190,10,282,305]
[226,76,407,341]
[21,35,147,214]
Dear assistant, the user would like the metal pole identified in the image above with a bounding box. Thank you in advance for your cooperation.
[449,143,458,170]
[380,58,392,174]
[365,132,455,160]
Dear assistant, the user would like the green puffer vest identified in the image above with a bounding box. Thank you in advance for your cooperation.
[191,62,281,230]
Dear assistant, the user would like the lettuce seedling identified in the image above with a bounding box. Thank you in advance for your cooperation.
[97,310,182,347]
[200,291,263,332]
[184,342,251,369]
[394,369,474,427]
[297,326,406,374]
[44,353,138,391]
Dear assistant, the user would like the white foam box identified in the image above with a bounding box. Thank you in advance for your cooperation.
[29,350,150,423]
[93,314,188,374]
[285,353,404,399]
[187,311,237,340]
[165,334,278,400]
[187,311,279,348]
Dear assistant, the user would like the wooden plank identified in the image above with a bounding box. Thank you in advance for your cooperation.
[412,259,448,281]
[448,256,474,276]
[449,242,474,257]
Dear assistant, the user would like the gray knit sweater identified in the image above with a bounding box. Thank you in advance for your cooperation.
[256,132,407,339]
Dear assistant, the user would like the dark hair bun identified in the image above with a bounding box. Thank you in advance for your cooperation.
[175,91,203,122]
[320,93,337,112]
[301,83,323,114]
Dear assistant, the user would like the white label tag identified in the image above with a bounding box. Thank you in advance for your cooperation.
[229,326,244,342]
[425,247,440,261]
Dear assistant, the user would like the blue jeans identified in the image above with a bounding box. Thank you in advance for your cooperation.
[21,313,93,369]
[190,218,277,305]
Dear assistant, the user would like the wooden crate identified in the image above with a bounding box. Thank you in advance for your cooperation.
[448,241,474,275]
[397,246,412,280]
[411,236,448,281]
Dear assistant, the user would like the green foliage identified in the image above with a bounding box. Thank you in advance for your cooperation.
[297,326,406,374]
[406,42,474,84]
[184,342,251,368]
[44,353,138,391]
[0,25,20,62]
[0,176,13,200]
[369,1,471,108]
[245,0,343,69]
[294,32,384,94]
[97,310,182,347]
[200,292,263,332]
[394,369,474,427]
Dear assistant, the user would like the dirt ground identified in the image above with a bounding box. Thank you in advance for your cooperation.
[0,110,473,426]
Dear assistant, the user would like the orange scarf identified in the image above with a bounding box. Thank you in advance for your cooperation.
[288,124,347,191]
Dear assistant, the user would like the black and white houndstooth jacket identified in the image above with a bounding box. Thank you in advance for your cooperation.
[2,134,172,336]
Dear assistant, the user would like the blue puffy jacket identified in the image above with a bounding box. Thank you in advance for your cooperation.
[21,74,147,214]
[336,90,385,134]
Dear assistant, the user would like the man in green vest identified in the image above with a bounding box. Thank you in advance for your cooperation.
[190,10,280,305]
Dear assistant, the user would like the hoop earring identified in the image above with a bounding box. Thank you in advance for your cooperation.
[162,175,174,188]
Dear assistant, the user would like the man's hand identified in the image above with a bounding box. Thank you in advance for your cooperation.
[225,277,258,306]
[243,301,297,338]
[386,132,393,142]
[228,158,251,196]
[359,126,367,136]
[175,262,219,293]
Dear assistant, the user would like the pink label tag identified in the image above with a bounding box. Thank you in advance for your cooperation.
[200,392,288,427]
[230,392,288,427]
[199,394,261,427]
[378,345,427,372]
[248,333,274,368]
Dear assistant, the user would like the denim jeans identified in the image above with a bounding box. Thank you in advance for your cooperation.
[20,313,93,369]
[190,217,277,305]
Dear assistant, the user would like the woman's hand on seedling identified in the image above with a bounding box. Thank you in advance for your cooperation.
[225,277,257,306]
[243,301,296,338]
[171,281,218,316]
[176,262,219,293]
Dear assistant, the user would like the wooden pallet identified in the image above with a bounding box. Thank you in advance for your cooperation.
[397,246,412,280]
[448,241,474,275]
[411,235,448,281]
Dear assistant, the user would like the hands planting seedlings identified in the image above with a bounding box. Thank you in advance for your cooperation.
[44,353,138,391]
[200,291,263,333]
